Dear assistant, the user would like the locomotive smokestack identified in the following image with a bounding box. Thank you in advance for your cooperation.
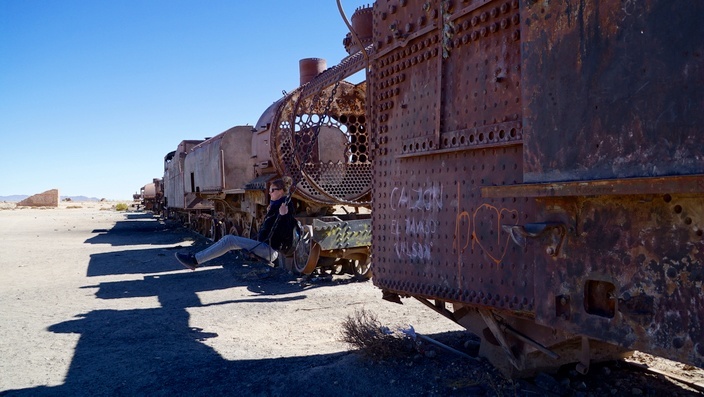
[299,58,327,86]
[343,6,373,55]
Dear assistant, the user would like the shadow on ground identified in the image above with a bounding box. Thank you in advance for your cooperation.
[2,212,493,397]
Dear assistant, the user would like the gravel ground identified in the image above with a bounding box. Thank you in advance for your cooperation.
[0,203,702,396]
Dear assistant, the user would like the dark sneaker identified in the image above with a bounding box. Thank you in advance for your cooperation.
[175,252,198,270]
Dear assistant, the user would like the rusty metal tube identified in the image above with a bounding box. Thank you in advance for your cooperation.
[299,58,327,86]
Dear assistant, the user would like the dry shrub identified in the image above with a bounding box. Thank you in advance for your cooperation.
[340,308,414,360]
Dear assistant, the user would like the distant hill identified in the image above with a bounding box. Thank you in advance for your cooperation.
[0,195,28,202]
[61,196,101,202]
[0,195,101,202]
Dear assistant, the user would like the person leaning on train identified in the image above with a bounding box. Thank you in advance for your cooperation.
[174,176,297,270]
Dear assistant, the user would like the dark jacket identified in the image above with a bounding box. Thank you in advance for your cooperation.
[257,197,297,251]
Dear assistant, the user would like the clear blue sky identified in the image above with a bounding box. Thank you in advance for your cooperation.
[0,0,369,200]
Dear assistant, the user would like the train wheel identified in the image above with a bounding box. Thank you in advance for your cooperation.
[316,257,343,276]
[292,225,319,275]
[348,255,372,280]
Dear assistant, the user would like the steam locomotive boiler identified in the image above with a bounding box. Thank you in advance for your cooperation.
[161,35,375,278]
[367,0,704,377]
[136,178,163,212]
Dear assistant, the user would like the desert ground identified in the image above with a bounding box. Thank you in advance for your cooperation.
[0,202,702,396]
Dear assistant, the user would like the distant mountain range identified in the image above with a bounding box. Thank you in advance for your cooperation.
[0,195,101,202]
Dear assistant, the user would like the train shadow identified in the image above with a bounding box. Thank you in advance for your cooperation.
[0,252,476,396]
[85,212,186,247]
[0,212,438,396]
[1,302,480,397]
[1,264,482,397]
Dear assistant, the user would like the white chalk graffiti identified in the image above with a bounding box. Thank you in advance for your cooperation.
[388,182,443,261]
[394,241,433,260]
[389,184,443,211]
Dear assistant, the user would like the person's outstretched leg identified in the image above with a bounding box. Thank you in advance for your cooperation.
[175,235,239,270]
[176,235,277,270]
[194,235,243,264]
[201,235,278,263]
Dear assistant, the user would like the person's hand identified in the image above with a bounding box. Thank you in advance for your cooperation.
[279,204,289,215]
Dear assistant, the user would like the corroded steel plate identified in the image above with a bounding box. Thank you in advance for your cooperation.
[370,0,533,309]
[521,1,704,183]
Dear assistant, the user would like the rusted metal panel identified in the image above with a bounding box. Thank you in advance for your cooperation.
[530,193,704,367]
[163,140,203,210]
[184,126,254,194]
[521,0,704,183]
[372,149,536,310]
[482,174,704,198]
[371,0,534,311]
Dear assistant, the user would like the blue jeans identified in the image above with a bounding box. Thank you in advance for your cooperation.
[194,235,278,264]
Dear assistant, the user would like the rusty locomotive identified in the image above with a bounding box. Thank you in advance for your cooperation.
[135,178,163,212]
[365,0,703,377]
[141,0,704,378]
[154,22,374,278]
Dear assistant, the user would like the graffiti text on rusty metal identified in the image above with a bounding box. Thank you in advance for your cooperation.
[389,183,443,261]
